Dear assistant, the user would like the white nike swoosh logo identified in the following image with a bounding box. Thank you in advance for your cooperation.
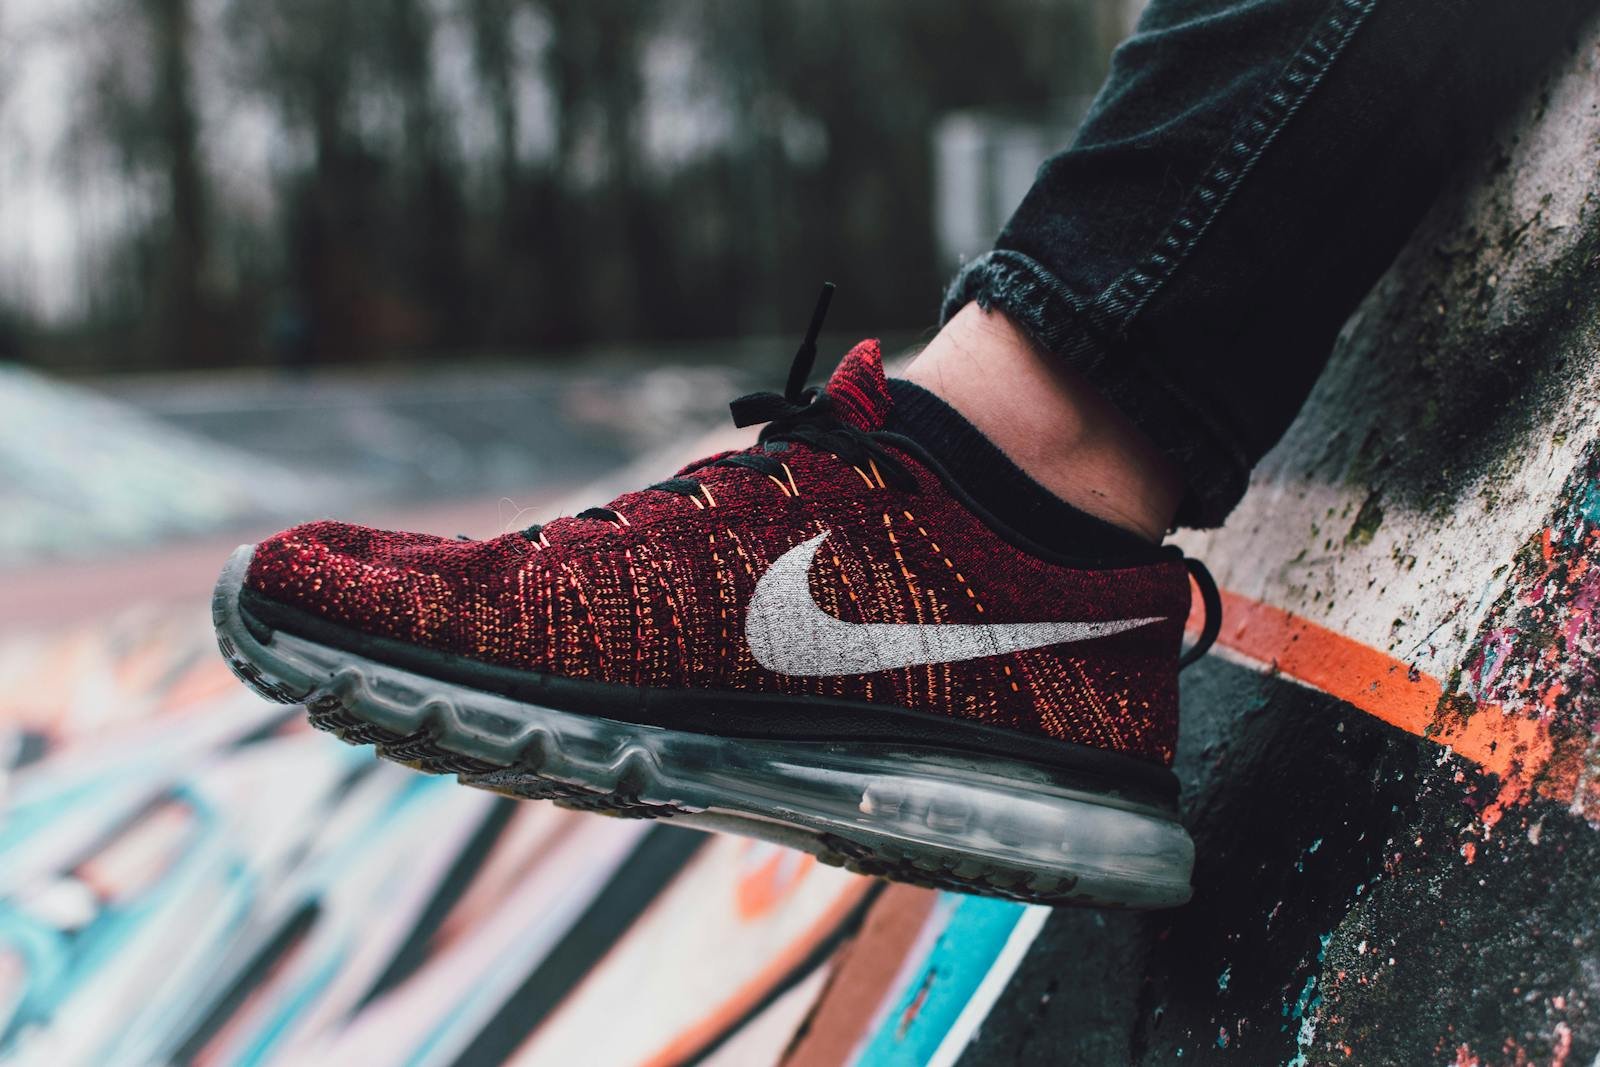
[744,531,1164,677]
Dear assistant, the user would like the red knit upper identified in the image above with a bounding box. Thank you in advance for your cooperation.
[247,341,1191,764]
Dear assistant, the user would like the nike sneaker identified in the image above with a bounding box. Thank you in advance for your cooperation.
[213,286,1219,908]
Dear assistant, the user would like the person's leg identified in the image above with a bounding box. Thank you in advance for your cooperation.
[906,303,1185,541]
[914,0,1597,531]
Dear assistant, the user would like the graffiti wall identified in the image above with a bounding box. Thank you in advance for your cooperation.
[0,599,1057,1065]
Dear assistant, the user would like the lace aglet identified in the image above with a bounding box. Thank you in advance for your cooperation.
[785,282,836,400]
[805,282,835,344]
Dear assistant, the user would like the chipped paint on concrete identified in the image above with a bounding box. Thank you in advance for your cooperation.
[1453,442,1600,820]
[1173,27,1600,809]
[964,21,1600,1067]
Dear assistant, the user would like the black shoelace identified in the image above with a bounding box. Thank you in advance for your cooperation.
[522,284,914,543]
[515,284,1223,671]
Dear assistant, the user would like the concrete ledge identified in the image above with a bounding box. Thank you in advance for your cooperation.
[963,24,1600,1067]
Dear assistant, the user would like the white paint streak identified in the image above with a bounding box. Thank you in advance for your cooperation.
[924,905,1052,1067]
[1174,37,1600,690]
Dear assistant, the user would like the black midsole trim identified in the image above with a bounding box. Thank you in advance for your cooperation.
[239,587,1179,803]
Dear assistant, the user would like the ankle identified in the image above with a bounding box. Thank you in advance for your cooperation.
[903,303,1183,542]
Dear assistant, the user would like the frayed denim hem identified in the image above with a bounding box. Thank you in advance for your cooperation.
[941,250,1251,529]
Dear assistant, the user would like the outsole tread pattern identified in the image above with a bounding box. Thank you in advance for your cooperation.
[235,653,1090,901]
[304,701,676,816]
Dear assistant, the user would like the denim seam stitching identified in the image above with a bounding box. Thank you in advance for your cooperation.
[1093,0,1380,334]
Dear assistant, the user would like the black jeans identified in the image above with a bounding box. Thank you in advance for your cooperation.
[943,0,1594,527]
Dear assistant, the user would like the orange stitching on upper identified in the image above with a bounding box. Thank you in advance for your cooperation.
[902,509,989,618]
[884,512,934,703]
[623,547,651,679]
[558,561,607,672]
[830,549,861,607]
[709,531,730,648]
[639,542,690,676]
[882,513,920,599]
[1068,658,1122,745]
[725,528,759,583]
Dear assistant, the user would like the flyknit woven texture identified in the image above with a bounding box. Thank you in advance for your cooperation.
[247,340,1191,764]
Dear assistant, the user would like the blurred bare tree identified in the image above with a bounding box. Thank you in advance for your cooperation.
[147,0,207,365]
[71,0,210,363]
[16,0,1130,369]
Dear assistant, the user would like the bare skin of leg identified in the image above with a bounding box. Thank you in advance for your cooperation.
[902,302,1184,543]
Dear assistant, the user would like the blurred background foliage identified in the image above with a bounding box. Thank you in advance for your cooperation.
[0,0,1131,371]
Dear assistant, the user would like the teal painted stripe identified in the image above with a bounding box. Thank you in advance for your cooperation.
[853,894,1027,1067]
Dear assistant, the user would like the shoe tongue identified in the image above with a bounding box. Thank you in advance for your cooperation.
[822,340,892,432]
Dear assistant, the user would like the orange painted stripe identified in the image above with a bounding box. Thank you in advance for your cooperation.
[736,852,818,921]
[636,879,876,1067]
[781,885,941,1067]
[161,657,243,712]
[1189,587,1559,791]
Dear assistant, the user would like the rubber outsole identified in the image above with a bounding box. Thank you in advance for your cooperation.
[212,545,1195,908]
